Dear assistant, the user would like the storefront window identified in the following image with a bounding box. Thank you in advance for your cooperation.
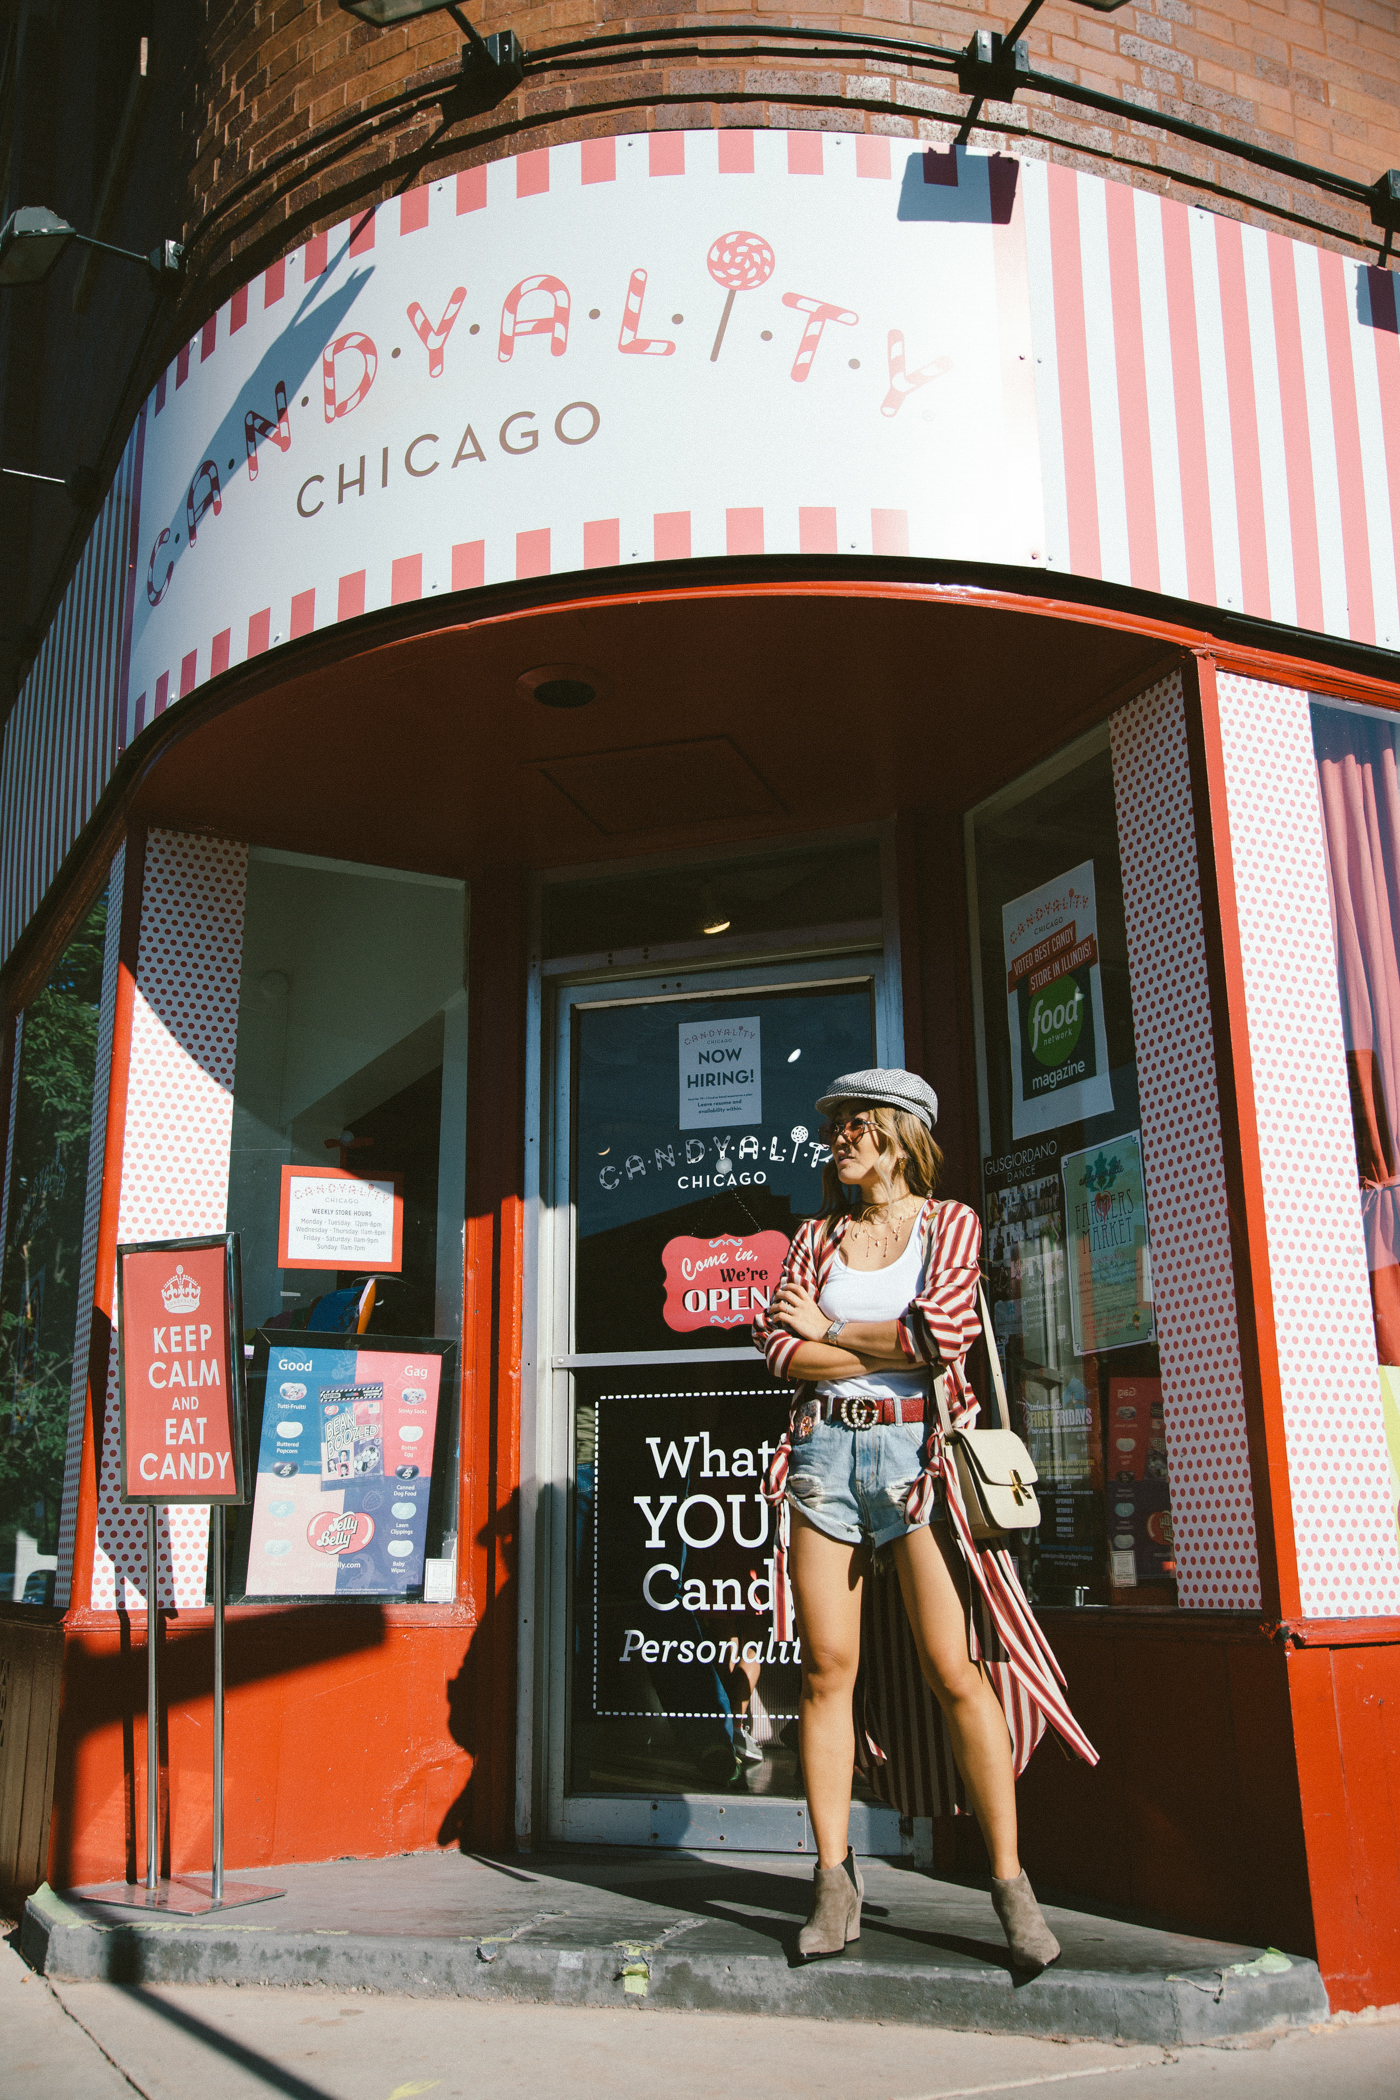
[0,892,108,1605]
[968,739,1173,1608]
[1311,699,1400,1539]
[223,849,468,1603]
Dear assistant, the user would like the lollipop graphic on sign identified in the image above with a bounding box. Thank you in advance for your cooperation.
[708,230,775,363]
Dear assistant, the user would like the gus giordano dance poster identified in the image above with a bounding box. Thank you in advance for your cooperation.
[1003,861,1114,1140]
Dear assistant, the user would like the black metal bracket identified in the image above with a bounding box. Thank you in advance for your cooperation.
[1370,170,1400,263]
[446,3,526,111]
[955,31,1031,147]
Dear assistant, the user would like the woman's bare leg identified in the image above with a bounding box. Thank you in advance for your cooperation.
[789,1510,864,1870]
[890,1523,1020,1880]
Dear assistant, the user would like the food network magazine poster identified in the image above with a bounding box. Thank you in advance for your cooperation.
[243,1334,445,1596]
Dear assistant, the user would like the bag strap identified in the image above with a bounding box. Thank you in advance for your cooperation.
[979,1281,1010,1432]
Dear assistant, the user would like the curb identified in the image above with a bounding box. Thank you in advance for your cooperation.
[21,1883,1330,2044]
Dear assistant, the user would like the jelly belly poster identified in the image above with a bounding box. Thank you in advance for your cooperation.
[245,1337,441,1596]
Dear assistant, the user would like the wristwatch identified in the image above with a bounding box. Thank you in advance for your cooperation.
[823,1318,847,1344]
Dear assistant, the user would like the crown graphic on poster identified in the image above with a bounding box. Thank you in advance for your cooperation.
[161,1264,202,1315]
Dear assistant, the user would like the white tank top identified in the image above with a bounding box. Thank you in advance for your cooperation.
[815,1218,927,1405]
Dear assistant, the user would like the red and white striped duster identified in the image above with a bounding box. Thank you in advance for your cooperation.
[752,1197,1098,1814]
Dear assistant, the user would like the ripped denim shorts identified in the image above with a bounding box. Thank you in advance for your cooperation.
[787,1416,946,1550]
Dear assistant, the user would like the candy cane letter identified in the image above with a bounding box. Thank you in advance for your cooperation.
[322,332,378,422]
[185,460,222,545]
[498,274,571,362]
[617,268,675,356]
[406,287,467,378]
[244,378,291,480]
[881,330,953,418]
[780,293,858,382]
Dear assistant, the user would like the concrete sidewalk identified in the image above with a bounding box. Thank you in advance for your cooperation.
[4,1931,1398,2100]
[21,1848,1330,2046]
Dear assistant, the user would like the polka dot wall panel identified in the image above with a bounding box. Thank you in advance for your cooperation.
[91,830,247,1611]
[1214,675,1400,1617]
[1111,671,1263,1609]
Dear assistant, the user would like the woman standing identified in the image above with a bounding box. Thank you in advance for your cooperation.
[753,1067,1096,1968]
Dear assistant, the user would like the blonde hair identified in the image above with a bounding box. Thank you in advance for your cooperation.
[818,1100,943,1217]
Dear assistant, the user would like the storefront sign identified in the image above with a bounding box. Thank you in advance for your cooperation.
[244,1334,447,1595]
[277,1164,403,1272]
[117,1236,247,1504]
[589,1389,800,1723]
[1061,1132,1154,1354]
[660,1229,789,1331]
[1003,861,1114,1140]
[679,1015,762,1129]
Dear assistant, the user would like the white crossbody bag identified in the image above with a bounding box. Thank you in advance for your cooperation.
[932,1283,1040,1543]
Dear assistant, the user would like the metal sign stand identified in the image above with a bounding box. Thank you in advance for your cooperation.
[70,1507,283,1915]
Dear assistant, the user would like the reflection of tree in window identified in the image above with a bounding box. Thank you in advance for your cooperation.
[0,892,107,1603]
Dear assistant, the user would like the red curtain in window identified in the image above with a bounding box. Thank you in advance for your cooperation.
[1314,707,1400,1364]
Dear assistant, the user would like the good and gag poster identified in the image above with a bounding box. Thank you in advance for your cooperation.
[1002,861,1114,1140]
[1061,1132,1155,1355]
[245,1337,441,1595]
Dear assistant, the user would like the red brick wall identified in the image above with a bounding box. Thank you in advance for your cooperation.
[154,4,1400,324]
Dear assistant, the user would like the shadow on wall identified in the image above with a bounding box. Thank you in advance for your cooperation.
[897,146,1018,225]
[48,1604,389,1888]
[438,1488,519,1855]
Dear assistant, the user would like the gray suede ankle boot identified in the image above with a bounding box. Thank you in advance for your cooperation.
[798,1848,863,1958]
[991,1870,1061,1970]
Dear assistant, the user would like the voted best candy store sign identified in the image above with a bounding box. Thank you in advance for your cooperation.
[125,129,1041,735]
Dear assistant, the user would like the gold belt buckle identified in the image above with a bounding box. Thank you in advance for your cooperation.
[838,1394,882,1429]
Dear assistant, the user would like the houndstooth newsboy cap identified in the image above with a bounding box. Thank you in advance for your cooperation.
[816,1068,939,1131]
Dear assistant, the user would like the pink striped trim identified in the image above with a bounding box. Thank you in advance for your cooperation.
[176,344,191,389]
[787,133,823,175]
[582,519,619,567]
[338,572,365,621]
[452,540,484,590]
[290,588,316,639]
[247,609,271,657]
[1046,165,1101,577]
[1318,249,1374,644]
[1160,200,1216,605]
[726,508,764,555]
[799,506,837,553]
[1104,181,1159,594]
[654,511,691,560]
[924,146,957,187]
[264,257,285,306]
[230,286,248,333]
[517,528,551,578]
[1267,231,1322,630]
[391,553,423,603]
[154,670,170,716]
[871,509,909,557]
[200,316,217,363]
[179,649,198,698]
[457,167,487,214]
[154,369,167,414]
[304,232,329,280]
[400,186,430,235]
[650,132,684,177]
[349,208,376,256]
[1214,222,1269,617]
[210,629,231,677]
[517,149,549,198]
[856,136,891,179]
[581,137,615,184]
[718,130,754,174]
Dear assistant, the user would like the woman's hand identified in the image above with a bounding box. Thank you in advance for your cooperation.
[772,1279,832,1342]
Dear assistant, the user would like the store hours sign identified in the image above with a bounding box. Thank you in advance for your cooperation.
[126,132,1042,729]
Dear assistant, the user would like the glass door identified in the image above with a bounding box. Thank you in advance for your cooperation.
[543,956,904,1851]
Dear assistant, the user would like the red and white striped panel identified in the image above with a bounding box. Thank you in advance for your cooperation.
[91,830,247,1611]
[1023,163,1400,649]
[1112,671,1262,1609]
[1214,674,1400,1616]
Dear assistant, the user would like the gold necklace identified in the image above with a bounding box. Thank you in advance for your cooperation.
[849,1194,918,1263]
